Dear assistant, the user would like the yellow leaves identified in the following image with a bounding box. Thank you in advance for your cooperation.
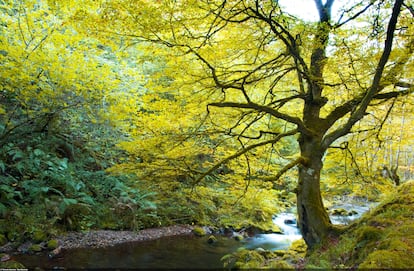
[0,0,145,137]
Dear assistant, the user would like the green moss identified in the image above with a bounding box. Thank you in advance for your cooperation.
[233,250,265,268]
[192,226,207,237]
[331,208,348,216]
[233,233,244,241]
[207,235,217,244]
[257,222,282,234]
[382,238,412,252]
[6,231,19,242]
[272,250,287,257]
[359,250,414,269]
[355,225,382,243]
[306,180,414,269]
[32,230,47,243]
[289,239,307,254]
[0,260,26,268]
[0,234,7,246]
[29,244,43,252]
[266,259,294,269]
[47,239,59,249]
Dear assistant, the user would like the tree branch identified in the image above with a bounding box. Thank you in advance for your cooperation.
[334,2,374,28]
[208,101,310,134]
[192,129,298,186]
[263,156,305,182]
[322,0,404,149]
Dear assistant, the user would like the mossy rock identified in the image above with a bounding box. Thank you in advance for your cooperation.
[331,208,348,216]
[207,235,217,244]
[236,246,247,252]
[32,230,47,243]
[289,239,307,253]
[251,223,282,234]
[0,234,7,246]
[233,233,244,241]
[267,259,294,269]
[233,250,265,269]
[234,260,262,269]
[192,226,207,237]
[359,250,414,269]
[0,261,26,268]
[348,210,358,216]
[47,239,59,250]
[29,244,43,252]
[272,250,287,257]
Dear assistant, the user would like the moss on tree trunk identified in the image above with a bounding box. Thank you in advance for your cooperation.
[296,135,333,248]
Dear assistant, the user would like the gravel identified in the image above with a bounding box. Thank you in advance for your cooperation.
[56,225,195,249]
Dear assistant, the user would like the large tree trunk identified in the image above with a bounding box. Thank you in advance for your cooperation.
[296,134,333,248]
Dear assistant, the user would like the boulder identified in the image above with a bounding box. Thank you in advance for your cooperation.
[48,246,62,259]
[348,210,358,216]
[207,235,217,244]
[330,208,348,216]
[192,226,207,237]
[47,239,59,250]
[233,233,244,241]
[29,244,43,253]
[0,253,11,262]
[284,218,297,225]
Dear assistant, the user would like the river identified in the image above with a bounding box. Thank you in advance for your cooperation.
[15,203,374,269]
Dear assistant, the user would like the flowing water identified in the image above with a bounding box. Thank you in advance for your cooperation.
[15,205,373,269]
[16,235,241,269]
[329,202,377,225]
[15,213,302,269]
[244,213,302,251]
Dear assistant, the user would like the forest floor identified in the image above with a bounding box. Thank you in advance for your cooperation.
[56,224,195,249]
[306,180,414,269]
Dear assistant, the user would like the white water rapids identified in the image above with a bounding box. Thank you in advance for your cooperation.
[244,213,302,250]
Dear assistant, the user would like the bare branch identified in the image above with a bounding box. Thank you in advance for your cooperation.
[192,129,298,186]
[208,101,309,134]
[334,2,374,28]
[246,5,311,84]
[403,3,414,17]
[263,156,305,182]
[322,0,404,149]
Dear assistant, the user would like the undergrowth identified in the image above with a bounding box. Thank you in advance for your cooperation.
[306,180,414,269]
[0,133,159,244]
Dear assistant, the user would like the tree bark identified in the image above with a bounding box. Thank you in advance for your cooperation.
[296,134,333,248]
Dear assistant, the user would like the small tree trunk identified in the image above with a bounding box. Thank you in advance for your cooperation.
[297,136,333,248]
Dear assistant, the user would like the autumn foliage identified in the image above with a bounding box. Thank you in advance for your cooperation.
[0,0,413,248]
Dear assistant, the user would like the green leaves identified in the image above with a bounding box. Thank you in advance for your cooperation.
[59,198,79,214]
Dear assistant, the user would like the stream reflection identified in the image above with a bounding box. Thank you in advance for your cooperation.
[17,235,242,269]
[16,206,373,269]
[16,213,301,269]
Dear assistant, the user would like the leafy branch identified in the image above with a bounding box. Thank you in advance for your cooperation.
[192,129,298,187]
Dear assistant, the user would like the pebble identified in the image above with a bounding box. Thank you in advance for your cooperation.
[56,225,195,249]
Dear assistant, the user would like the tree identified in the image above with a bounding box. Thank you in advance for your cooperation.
[75,0,414,247]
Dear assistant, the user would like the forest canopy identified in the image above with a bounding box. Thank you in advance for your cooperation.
[0,0,413,248]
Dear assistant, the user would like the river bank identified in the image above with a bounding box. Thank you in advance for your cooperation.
[55,224,195,249]
[1,225,197,268]
[306,181,414,269]
[0,224,196,255]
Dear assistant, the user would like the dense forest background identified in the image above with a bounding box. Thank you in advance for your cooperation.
[0,0,413,248]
